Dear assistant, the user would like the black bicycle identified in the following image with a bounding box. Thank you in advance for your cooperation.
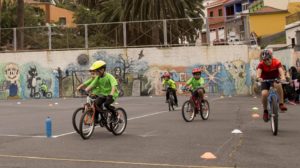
[75,89,127,139]
[163,86,176,111]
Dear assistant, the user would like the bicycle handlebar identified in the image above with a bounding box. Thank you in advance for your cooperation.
[78,89,89,96]
[259,79,289,84]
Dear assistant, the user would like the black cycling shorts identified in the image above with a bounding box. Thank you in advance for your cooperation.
[260,82,272,91]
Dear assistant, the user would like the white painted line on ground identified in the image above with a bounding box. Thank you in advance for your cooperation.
[0,154,233,168]
[0,110,171,139]
[0,96,224,139]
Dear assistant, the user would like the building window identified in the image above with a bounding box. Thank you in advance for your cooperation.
[59,17,66,25]
[218,9,223,16]
[242,3,249,11]
[210,11,214,17]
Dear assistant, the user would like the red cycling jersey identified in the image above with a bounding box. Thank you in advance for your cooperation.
[257,58,282,79]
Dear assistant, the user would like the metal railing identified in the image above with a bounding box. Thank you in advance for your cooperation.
[286,12,300,25]
[0,17,252,52]
[0,18,202,52]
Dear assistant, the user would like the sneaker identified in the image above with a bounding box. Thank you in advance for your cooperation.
[279,103,287,112]
[263,110,269,122]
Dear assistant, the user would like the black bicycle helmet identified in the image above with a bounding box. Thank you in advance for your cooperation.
[260,49,272,60]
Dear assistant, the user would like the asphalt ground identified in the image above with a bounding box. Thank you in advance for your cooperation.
[0,95,299,168]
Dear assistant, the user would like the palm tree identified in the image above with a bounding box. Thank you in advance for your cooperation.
[76,0,204,46]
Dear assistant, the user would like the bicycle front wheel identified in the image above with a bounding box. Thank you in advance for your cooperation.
[182,100,195,122]
[72,107,84,134]
[200,100,210,120]
[110,108,127,136]
[79,109,95,140]
[168,94,175,111]
[270,96,279,136]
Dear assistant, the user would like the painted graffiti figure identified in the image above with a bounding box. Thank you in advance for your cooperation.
[162,72,178,106]
[4,63,20,98]
[27,66,41,97]
[256,49,287,122]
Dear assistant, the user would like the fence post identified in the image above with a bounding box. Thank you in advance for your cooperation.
[123,22,127,47]
[13,28,17,51]
[206,17,210,46]
[85,24,88,49]
[163,20,168,46]
[48,26,52,50]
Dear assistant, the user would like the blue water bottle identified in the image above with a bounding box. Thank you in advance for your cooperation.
[45,117,52,138]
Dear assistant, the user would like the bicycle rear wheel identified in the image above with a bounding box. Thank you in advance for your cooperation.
[200,100,210,120]
[72,107,84,134]
[110,108,127,136]
[79,109,95,140]
[182,100,195,122]
[270,96,279,136]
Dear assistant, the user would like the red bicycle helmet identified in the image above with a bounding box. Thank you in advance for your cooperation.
[163,72,171,78]
[260,49,272,60]
[192,68,202,74]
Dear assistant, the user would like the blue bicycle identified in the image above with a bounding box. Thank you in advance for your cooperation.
[261,79,287,136]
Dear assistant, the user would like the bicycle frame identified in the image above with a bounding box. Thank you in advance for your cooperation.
[268,85,279,114]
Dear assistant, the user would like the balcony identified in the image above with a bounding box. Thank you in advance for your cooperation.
[286,12,300,25]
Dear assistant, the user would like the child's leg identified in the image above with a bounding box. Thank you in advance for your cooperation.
[104,96,116,117]
[166,89,170,101]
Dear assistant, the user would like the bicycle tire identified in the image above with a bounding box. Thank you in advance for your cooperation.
[46,92,52,99]
[270,96,278,136]
[72,107,84,134]
[182,100,195,122]
[79,109,95,140]
[200,100,210,120]
[110,108,127,136]
[34,92,41,99]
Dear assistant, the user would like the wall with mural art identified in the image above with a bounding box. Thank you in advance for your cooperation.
[4,45,299,99]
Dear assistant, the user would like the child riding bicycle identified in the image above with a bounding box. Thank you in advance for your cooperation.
[76,60,119,122]
[183,68,206,102]
[162,72,178,106]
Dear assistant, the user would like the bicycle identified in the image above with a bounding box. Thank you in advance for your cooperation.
[34,86,52,99]
[181,87,210,122]
[75,89,127,139]
[163,86,176,111]
[260,79,288,136]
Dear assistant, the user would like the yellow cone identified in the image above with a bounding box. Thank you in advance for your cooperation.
[201,152,217,159]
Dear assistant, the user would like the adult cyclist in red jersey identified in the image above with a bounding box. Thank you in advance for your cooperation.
[256,49,287,122]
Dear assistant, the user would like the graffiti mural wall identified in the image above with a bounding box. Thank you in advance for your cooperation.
[0,62,57,99]
[1,45,282,99]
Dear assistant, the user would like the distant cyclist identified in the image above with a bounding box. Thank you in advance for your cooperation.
[76,60,119,122]
[162,72,178,106]
[256,49,287,122]
[183,68,205,102]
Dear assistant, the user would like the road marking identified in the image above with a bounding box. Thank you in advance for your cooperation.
[0,154,233,168]
[0,96,223,139]
[0,110,171,138]
[128,110,169,120]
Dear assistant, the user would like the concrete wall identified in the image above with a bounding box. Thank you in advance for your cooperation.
[0,45,264,100]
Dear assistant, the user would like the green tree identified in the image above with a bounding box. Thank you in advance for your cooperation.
[0,0,45,48]
[75,0,204,46]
